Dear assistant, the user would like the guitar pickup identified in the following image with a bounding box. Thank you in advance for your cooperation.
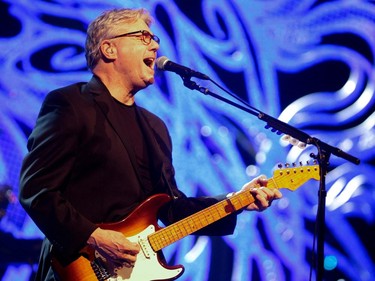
[137,225,155,259]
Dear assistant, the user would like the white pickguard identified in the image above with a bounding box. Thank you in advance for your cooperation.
[95,225,183,281]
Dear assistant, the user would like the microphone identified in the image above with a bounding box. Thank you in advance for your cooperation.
[156,56,209,80]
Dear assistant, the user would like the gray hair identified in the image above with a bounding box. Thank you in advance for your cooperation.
[85,8,152,71]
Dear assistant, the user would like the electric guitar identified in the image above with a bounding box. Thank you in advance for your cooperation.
[52,165,320,281]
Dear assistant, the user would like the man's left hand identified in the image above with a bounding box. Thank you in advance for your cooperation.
[239,175,282,211]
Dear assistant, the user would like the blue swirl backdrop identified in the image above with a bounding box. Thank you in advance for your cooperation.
[0,0,374,280]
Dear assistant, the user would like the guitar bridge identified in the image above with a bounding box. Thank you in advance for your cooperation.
[91,255,113,281]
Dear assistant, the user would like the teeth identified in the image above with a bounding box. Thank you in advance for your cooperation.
[144,58,154,67]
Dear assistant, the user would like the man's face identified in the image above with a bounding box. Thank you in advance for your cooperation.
[110,19,159,92]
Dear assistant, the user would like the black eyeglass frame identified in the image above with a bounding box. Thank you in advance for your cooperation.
[110,30,160,45]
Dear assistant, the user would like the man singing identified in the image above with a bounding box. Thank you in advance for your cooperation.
[19,8,282,280]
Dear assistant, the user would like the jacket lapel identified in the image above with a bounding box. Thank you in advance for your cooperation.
[82,76,144,186]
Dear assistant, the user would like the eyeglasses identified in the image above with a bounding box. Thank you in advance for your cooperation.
[111,30,160,45]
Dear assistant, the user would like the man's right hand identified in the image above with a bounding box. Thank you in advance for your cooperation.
[87,227,140,269]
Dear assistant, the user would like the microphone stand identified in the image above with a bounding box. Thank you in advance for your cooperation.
[180,75,360,281]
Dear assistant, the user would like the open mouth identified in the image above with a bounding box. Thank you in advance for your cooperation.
[143,57,155,69]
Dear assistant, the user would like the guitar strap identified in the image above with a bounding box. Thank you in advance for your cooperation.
[161,165,178,200]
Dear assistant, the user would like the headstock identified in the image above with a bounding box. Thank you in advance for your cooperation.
[271,163,320,191]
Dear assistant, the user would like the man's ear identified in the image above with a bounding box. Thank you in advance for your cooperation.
[100,40,116,60]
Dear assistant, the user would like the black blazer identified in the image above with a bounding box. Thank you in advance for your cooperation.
[19,76,237,280]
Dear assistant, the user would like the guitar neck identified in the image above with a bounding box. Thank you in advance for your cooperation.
[149,179,281,252]
[148,164,319,252]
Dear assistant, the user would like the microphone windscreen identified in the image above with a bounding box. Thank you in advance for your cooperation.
[155,56,169,70]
